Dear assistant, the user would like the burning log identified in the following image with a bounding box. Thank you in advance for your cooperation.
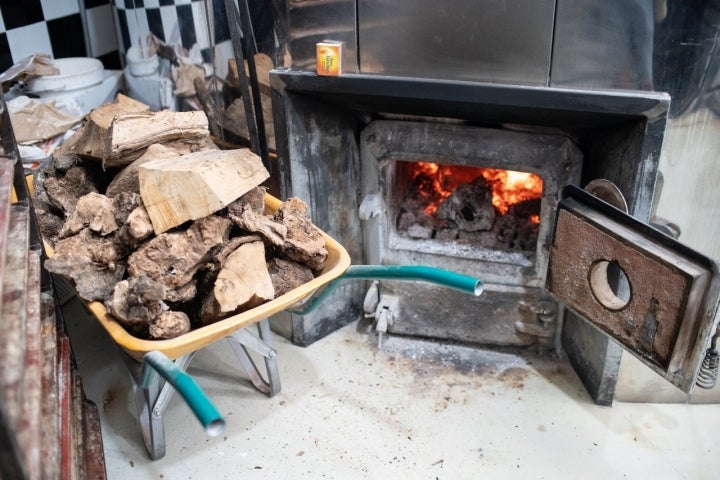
[436,177,495,232]
[139,148,270,235]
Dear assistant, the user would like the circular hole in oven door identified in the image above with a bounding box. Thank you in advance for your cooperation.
[588,259,632,311]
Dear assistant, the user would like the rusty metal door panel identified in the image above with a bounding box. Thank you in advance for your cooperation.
[546,186,720,393]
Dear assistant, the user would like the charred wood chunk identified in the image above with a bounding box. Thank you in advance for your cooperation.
[44,229,126,302]
[397,209,434,239]
[58,192,118,239]
[112,191,143,226]
[127,215,232,303]
[228,192,287,246]
[268,258,315,297]
[106,274,167,337]
[43,166,98,216]
[436,177,495,232]
[149,311,191,339]
[273,198,328,271]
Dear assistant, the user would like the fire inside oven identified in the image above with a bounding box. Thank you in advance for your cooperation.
[394,161,543,261]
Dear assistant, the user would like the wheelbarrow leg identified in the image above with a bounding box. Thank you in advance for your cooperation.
[125,352,197,459]
[226,319,281,397]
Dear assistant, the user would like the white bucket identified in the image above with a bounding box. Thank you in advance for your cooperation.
[126,45,159,77]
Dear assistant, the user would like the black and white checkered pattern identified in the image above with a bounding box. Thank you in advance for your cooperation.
[0,0,122,73]
[112,0,230,56]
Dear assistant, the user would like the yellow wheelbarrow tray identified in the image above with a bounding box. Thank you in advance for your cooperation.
[79,193,352,363]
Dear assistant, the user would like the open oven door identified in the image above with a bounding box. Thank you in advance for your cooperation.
[546,185,720,394]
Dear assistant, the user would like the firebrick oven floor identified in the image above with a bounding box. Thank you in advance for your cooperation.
[62,297,720,480]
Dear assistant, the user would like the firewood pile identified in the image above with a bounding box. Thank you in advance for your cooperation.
[34,94,328,341]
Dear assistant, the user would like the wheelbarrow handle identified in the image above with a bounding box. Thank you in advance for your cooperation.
[140,351,226,436]
[289,265,483,315]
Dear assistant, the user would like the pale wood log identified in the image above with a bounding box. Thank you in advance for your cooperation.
[103,110,209,168]
[214,240,274,313]
[105,144,180,198]
[139,148,269,235]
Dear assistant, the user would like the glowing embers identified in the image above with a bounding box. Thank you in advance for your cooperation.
[396,161,543,252]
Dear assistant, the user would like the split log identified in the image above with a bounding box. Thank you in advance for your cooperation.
[44,229,126,302]
[199,240,274,324]
[53,94,150,169]
[105,144,180,198]
[139,148,269,235]
[215,240,274,312]
[127,215,232,303]
[103,110,209,168]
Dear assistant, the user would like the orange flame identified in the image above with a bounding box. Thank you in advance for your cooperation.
[408,162,543,221]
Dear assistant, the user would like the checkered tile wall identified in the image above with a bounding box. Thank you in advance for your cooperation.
[112,0,230,57]
[0,0,122,73]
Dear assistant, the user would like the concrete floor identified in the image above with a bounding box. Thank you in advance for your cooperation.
[63,297,720,480]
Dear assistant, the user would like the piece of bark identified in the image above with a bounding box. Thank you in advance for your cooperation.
[44,229,126,302]
[58,192,118,239]
[214,240,274,313]
[268,258,315,297]
[53,94,150,169]
[43,166,98,216]
[139,148,269,234]
[127,215,232,303]
[103,110,209,168]
[149,311,191,339]
[105,144,181,198]
[106,274,167,337]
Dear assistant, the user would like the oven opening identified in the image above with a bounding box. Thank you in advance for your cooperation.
[392,160,544,266]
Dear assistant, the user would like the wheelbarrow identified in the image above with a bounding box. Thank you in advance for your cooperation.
[74,194,483,459]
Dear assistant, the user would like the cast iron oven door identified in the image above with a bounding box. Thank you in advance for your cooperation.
[546,185,720,393]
